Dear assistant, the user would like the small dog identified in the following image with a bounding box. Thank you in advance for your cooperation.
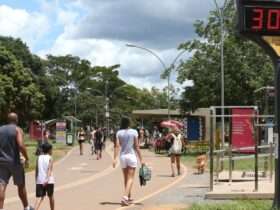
[194,154,207,174]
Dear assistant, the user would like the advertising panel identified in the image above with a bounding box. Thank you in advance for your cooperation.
[56,121,66,142]
[29,121,43,140]
[231,108,255,153]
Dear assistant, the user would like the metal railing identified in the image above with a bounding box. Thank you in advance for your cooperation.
[209,107,275,192]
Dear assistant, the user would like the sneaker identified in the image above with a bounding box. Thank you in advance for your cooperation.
[121,196,130,206]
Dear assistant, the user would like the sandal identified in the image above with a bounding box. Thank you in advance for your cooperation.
[121,196,130,206]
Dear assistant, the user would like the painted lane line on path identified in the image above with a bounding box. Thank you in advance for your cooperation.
[6,143,119,205]
[115,163,188,210]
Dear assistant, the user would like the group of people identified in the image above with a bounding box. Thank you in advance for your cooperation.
[0,113,184,209]
[77,127,105,159]
[0,113,55,210]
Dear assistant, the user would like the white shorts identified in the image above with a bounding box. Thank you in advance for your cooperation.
[120,154,138,169]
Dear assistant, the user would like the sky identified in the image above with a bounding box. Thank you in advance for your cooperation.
[0,0,217,91]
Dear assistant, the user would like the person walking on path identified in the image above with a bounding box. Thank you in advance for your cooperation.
[90,127,96,155]
[168,128,184,177]
[34,142,55,210]
[77,128,86,155]
[94,128,103,160]
[0,113,34,210]
[113,117,145,206]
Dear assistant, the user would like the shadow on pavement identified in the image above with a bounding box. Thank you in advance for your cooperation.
[100,201,143,206]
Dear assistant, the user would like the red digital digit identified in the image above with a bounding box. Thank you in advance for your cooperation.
[252,8,264,30]
[267,9,280,30]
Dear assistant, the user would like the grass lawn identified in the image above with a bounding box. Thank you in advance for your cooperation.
[221,157,274,171]
[185,200,272,210]
[24,135,73,172]
[181,154,197,167]
[181,153,274,172]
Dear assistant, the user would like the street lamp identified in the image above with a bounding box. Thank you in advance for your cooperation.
[87,82,126,137]
[214,0,229,150]
[126,44,187,119]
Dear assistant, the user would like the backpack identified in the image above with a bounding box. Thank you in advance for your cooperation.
[170,133,182,154]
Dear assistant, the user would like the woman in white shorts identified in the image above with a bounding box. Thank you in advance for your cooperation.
[113,117,144,206]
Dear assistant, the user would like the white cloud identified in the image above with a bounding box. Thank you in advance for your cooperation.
[57,9,79,26]
[39,34,192,89]
[38,0,213,90]
[0,5,50,50]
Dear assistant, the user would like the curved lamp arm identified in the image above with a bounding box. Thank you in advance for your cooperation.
[126,44,167,70]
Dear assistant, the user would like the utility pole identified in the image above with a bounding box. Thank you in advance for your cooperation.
[214,0,228,169]
[105,80,109,138]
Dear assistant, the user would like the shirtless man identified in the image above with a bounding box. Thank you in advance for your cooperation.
[0,113,34,210]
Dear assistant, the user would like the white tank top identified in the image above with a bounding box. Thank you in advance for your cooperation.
[36,154,55,184]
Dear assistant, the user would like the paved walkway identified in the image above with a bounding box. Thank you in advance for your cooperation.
[131,168,210,210]
[206,171,274,199]
[4,142,187,210]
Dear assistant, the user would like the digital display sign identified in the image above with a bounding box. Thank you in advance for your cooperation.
[239,0,280,35]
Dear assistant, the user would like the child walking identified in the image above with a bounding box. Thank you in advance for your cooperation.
[34,143,55,210]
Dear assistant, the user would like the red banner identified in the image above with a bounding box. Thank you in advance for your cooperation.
[231,108,255,153]
[29,121,43,140]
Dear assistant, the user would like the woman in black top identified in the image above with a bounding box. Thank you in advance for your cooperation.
[77,128,86,155]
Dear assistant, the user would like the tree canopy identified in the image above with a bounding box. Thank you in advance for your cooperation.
[177,1,274,111]
[0,36,171,127]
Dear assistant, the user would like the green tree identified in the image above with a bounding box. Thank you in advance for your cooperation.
[0,36,45,75]
[0,45,45,124]
[177,0,274,111]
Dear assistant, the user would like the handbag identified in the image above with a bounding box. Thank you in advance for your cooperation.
[139,164,152,186]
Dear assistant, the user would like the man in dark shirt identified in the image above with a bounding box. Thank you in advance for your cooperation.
[94,128,103,160]
[0,113,34,210]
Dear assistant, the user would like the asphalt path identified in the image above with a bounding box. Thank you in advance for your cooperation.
[4,143,187,210]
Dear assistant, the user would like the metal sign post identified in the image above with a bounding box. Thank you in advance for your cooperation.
[236,0,280,208]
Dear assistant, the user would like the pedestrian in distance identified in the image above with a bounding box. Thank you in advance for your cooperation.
[77,128,86,155]
[0,113,34,210]
[168,128,184,177]
[94,127,103,160]
[113,117,145,206]
[34,142,55,210]
[139,128,145,147]
[90,127,96,156]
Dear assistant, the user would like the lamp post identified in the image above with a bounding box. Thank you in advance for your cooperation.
[87,82,126,137]
[214,0,229,150]
[126,44,187,119]
[86,88,107,126]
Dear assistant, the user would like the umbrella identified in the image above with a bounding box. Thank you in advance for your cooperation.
[169,120,184,129]
[160,120,184,129]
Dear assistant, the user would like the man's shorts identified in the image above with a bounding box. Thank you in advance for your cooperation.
[36,184,54,197]
[120,153,138,169]
[0,164,25,186]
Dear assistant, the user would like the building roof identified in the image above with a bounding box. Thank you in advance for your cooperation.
[132,109,181,117]
[132,108,210,118]
[63,116,82,123]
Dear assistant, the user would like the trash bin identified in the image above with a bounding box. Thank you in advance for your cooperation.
[66,133,74,146]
